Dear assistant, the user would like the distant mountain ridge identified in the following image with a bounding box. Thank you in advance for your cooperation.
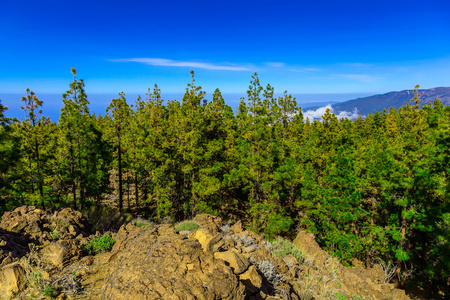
[329,87,450,116]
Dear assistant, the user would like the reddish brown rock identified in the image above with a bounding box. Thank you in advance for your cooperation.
[100,224,246,299]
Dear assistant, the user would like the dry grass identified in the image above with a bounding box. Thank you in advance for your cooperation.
[174,220,200,232]
[131,217,154,228]
[18,243,90,299]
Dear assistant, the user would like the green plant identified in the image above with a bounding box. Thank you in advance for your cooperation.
[270,237,303,262]
[52,231,60,240]
[132,217,153,227]
[44,285,56,297]
[83,234,116,254]
[175,220,200,232]
[28,271,42,282]
[135,221,148,227]
[335,292,348,300]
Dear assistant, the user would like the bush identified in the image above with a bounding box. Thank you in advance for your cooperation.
[270,237,303,262]
[264,212,294,238]
[251,258,285,286]
[132,217,153,227]
[83,234,116,254]
[175,220,200,232]
[230,234,259,248]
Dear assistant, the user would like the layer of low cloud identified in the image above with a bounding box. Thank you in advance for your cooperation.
[111,58,251,71]
[303,105,361,121]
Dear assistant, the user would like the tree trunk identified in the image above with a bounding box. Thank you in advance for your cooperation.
[35,138,45,209]
[135,172,139,207]
[118,137,123,211]
[72,181,77,210]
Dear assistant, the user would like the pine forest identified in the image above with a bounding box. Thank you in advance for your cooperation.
[0,69,449,293]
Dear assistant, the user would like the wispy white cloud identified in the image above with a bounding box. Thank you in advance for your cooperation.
[110,58,252,71]
[264,61,320,72]
[288,67,321,72]
[266,62,286,67]
[303,105,361,121]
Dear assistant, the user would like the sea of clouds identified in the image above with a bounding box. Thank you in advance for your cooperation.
[302,104,361,121]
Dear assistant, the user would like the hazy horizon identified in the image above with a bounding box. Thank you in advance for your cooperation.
[1,92,372,121]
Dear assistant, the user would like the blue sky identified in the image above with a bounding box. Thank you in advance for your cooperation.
[1,0,449,118]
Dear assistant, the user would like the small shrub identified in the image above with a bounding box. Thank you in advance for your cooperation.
[270,237,303,262]
[297,288,314,300]
[44,285,57,297]
[28,271,42,281]
[175,220,200,232]
[230,234,259,248]
[262,239,272,251]
[251,258,285,286]
[335,292,348,300]
[132,217,153,228]
[221,224,231,233]
[27,271,43,287]
[83,234,116,254]
[52,231,60,240]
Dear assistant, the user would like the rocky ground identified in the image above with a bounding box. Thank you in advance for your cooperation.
[0,206,411,300]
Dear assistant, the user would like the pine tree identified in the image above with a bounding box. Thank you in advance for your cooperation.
[105,92,131,211]
[58,68,105,209]
[0,101,21,213]
[19,89,50,208]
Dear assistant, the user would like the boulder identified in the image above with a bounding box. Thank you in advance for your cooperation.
[0,262,27,299]
[0,205,91,245]
[100,224,246,299]
[293,231,329,265]
[231,220,243,234]
[214,250,250,275]
[191,228,223,253]
[193,214,222,234]
[42,239,83,268]
[0,206,45,238]
[239,265,262,293]
[0,229,31,267]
